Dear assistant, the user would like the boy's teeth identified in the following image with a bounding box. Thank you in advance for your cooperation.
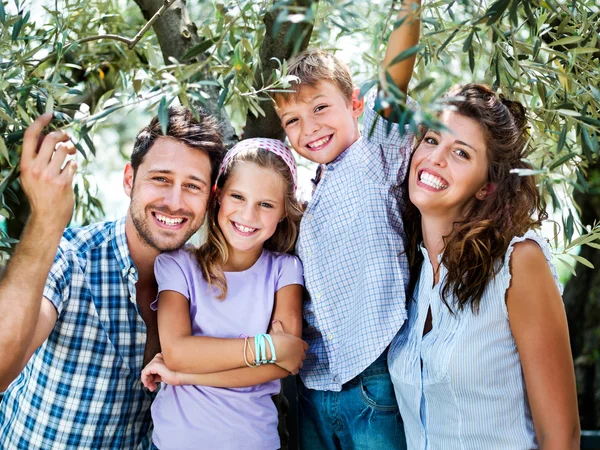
[308,136,330,148]
[419,172,448,190]
[155,213,184,225]
[234,222,256,233]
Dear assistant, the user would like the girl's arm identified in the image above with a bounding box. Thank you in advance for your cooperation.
[507,240,580,450]
[145,284,304,389]
[157,290,307,375]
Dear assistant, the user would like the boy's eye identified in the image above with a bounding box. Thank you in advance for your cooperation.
[314,105,327,113]
[284,118,298,127]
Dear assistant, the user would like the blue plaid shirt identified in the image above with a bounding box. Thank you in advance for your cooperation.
[0,217,154,449]
[298,92,415,391]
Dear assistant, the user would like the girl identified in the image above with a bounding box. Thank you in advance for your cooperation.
[141,138,308,450]
[388,85,580,449]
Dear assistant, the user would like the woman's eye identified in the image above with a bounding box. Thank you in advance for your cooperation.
[454,149,469,159]
[231,193,243,200]
[424,136,437,145]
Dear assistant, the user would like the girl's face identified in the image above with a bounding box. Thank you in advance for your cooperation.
[408,111,491,223]
[217,161,286,264]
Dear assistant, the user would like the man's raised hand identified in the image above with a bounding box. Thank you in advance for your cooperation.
[20,113,77,230]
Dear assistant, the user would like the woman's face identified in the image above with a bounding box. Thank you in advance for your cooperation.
[408,111,491,223]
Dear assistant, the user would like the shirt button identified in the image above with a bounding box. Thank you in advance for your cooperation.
[137,334,145,344]
[307,250,313,257]
[315,292,322,299]
[327,333,334,341]
[130,296,135,303]
[129,267,136,275]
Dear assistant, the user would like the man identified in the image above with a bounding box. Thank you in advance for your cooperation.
[0,107,224,449]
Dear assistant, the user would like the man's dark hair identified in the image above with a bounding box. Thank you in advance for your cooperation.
[131,107,225,185]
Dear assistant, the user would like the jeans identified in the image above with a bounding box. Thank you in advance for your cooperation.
[297,350,406,450]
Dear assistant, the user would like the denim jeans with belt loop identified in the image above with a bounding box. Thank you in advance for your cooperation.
[297,349,406,450]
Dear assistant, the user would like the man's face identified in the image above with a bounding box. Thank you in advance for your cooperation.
[123,136,212,252]
[277,81,364,165]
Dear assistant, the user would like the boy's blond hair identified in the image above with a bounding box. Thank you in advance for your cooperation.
[273,49,354,106]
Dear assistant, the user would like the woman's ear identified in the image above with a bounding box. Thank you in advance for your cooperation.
[476,182,497,200]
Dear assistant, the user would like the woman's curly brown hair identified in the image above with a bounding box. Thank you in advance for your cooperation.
[405,84,547,312]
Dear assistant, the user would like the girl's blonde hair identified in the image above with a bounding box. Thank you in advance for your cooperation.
[194,146,303,299]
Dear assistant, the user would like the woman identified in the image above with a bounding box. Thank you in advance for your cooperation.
[388,84,580,449]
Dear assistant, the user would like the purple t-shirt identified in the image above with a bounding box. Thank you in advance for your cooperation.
[150,248,304,450]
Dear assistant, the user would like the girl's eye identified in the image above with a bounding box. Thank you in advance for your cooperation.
[260,202,273,209]
[231,193,243,200]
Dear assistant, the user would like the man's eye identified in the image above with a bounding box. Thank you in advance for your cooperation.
[154,177,168,182]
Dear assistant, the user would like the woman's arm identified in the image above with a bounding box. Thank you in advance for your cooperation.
[507,240,580,450]
[145,284,304,389]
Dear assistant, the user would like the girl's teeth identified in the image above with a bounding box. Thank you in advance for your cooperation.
[234,223,256,233]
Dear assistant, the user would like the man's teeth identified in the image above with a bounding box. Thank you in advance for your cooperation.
[308,136,330,148]
[234,222,257,233]
[155,214,184,226]
[420,172,448,190]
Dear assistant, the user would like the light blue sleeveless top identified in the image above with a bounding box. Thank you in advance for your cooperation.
[388,231,562,450]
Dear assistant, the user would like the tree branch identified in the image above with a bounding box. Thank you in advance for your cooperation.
[28,0,176,76]
[243,0,319,140]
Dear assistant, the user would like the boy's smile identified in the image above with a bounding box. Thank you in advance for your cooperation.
[278,81,364,165]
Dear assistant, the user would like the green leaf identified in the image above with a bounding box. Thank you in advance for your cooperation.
[359,79,377,99]
[0,135,9,164]
[571,254,595,269]
[556,256,577,277]
[45,94,54,114]
[481,0,511,25]
[158,97,170,136]
[387,44,423,68]
[181,38,217,61]
[0,0,5,25]
[548,35,583,47]
[549,152,576,170]
[556,123,567,154]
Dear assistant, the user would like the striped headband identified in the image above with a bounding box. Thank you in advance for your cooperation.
[215,138,298,191]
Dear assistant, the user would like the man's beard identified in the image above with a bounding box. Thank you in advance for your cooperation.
[129,200,196,252]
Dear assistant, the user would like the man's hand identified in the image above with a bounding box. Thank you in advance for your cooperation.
[20,113,77,230]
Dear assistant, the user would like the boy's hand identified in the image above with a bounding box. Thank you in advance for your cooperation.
[20,113,77,231]
[270,320,308,375]
[141,353,182,391]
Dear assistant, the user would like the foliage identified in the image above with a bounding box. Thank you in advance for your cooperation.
[0,0,599,265]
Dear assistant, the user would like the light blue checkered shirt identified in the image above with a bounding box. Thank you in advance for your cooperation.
[298,91,415,391]
[0,217,154,449]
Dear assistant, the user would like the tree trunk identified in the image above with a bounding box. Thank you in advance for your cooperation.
[563,161,600,429]
[133,0,238,147]
[243,0,318,140]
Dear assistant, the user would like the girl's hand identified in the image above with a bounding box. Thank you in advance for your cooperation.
[141,352,182,391]
[269,320,308,375]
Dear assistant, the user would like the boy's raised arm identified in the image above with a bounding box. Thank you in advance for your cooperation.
[381,0,422,94]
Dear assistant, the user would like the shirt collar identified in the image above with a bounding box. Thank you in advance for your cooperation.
[325,135,363,169]
[111,216,138,280]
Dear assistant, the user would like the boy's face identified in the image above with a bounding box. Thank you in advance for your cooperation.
[277,81,364,165]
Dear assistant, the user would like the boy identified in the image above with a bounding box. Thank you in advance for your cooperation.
[273,1,421,448]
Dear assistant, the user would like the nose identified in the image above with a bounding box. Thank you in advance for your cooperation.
[302,117,319,137]
[240,202,258,223]
[163,186,184,211]
[428,144,447,167]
